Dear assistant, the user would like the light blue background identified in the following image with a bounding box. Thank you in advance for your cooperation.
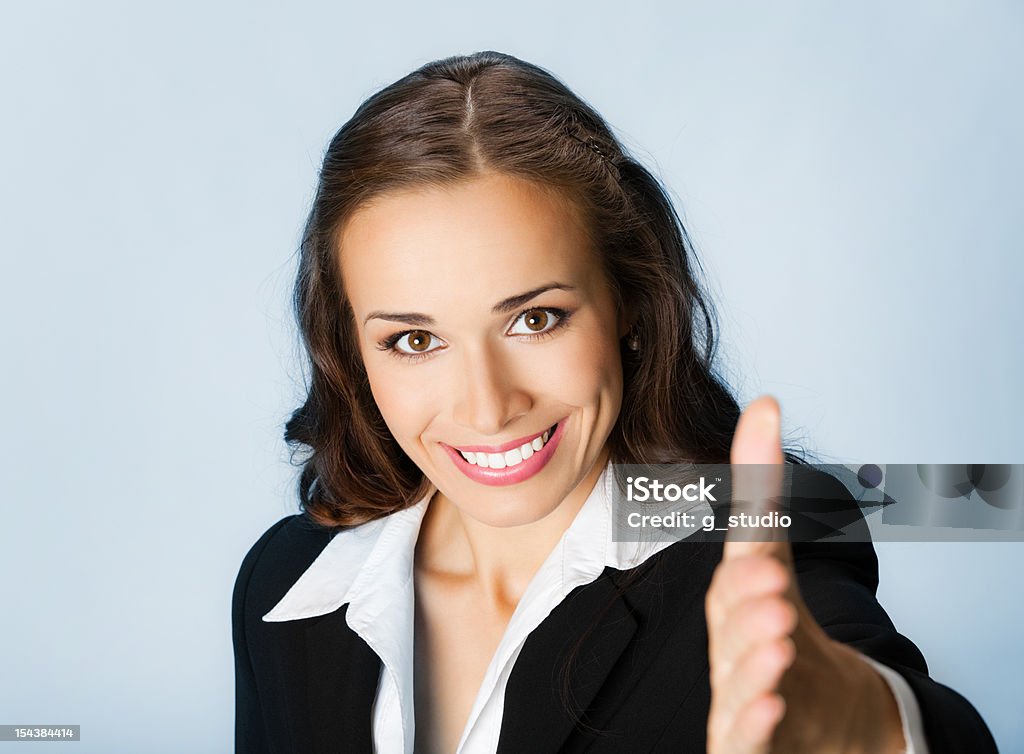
[1,1,1021,751]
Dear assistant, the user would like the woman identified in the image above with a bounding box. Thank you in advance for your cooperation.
[232,51,996,753]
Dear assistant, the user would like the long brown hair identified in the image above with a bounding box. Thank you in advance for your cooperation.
[285,50,742,529]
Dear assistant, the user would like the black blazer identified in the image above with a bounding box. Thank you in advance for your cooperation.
[233,471,998,753]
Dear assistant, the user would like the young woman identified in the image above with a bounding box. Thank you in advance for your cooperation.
[232,51,997,753]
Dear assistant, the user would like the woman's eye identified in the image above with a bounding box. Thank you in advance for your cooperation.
[508,308,560,336]
[393,330,443,355]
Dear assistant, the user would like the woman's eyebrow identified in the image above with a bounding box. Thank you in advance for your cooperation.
[491,283,575,314]
[364,283,576,326]
[364,311,435,326]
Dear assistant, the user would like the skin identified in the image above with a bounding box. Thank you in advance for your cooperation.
[337,172,905,753]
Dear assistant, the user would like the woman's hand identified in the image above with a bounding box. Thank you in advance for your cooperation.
[705,396,907,753]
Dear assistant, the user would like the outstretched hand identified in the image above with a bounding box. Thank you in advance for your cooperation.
[705,396,906,754]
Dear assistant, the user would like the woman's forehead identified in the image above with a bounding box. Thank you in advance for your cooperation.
[337,173,602,316]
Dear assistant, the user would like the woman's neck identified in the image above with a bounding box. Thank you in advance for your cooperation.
[415,450,609,612]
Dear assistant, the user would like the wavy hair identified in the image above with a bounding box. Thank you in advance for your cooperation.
[285,50,743,529]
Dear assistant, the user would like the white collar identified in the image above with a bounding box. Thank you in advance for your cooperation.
[262,461,686,753]
[262,461,679,622]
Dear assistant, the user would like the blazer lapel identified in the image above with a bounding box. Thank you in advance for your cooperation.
[256,606,382,752]
[496,537,720,754]
[495,573,638,754]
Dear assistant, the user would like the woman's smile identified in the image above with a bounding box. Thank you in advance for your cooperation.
[452,420,556,466]
[440,417,566,486]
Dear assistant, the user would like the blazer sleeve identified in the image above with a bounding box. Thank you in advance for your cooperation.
[790,469,998,753]
[232,515,294,754]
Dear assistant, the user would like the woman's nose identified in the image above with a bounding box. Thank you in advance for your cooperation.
[451,344,531,436]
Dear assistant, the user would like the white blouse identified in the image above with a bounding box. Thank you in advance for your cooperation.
[262,462,927,754]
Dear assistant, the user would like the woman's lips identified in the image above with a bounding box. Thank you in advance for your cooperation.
[441,419,566,486]
[453,424,552,454]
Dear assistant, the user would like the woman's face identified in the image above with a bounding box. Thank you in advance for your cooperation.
[338,172,627,528]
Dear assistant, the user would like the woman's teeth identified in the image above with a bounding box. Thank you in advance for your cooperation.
[458,428,552,469]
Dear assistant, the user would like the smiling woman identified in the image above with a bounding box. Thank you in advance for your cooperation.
[231,51,997,753]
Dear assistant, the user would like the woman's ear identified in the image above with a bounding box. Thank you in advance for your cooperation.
[617,305,636,339]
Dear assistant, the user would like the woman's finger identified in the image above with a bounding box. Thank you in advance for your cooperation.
[710,638,794,751]
[706,554,791,631]
[710,593,797,684]
[725,692,787,754]
[724,396,789,566]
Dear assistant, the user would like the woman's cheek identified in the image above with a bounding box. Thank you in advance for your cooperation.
[552,331,623,401]
[364,361,436,450]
